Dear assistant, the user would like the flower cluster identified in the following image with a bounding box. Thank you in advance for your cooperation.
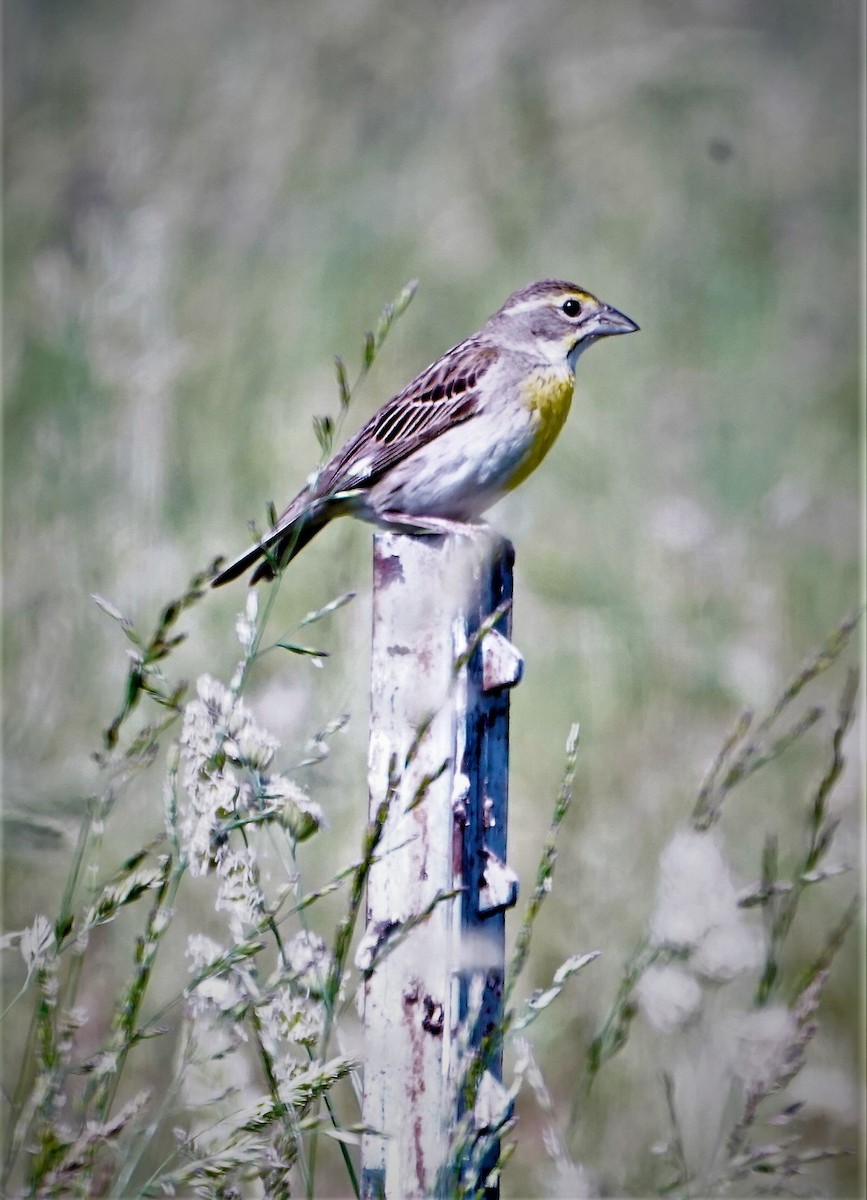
[184,928,331,1112]
[257,932,332,1093]
[185,933,253,1044]
[176,674,323,905]
[637,827,764,1034]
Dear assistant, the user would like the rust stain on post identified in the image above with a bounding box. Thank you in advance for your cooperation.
[374,552,405,589]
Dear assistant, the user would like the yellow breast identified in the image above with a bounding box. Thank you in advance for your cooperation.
[506,367,575,491]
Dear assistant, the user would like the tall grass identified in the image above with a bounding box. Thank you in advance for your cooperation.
[1,285,859,1195]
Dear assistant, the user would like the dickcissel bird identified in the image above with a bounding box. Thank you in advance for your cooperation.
[212,279,638,586]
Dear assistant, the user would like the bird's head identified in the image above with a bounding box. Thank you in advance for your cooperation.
[487,279,638,368]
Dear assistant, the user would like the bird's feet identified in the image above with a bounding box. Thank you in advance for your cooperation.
[377,511,493,540]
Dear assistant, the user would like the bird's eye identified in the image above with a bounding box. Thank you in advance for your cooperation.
[562,298,582,318]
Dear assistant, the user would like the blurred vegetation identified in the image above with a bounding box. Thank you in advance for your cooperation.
[2,0,862,1196]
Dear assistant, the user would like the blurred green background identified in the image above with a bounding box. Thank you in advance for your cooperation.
[2,1,863,1196]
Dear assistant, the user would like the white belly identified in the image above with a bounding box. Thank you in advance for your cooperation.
[365,413,535,520]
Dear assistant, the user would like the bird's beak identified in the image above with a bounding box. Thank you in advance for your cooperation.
[590,303,639,337]
[567,301,639,368]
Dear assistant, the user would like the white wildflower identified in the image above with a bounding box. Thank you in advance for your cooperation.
[225,699,257,740]
[189,974,246,1020]
[691,919,763,982]
[178,808,217,877]
[185,935,251,1038]
[259,990,324,1055]
[285,930,330,990]
[20,915,54,976]
[636,963,703,1033]
[180,675,276,776]
[177,675,264,871]
[184,674,280,773]
[178,680,223,781]
[651,828,739,948]
[267,772,316,809]
[197,673,235,722]
[215,845,266,939]
[232,721,278,772]
[267,775,324,841]
[91,1050,120,1077]
[221,736,240,760]
[186,934,226,973]
[649,827,763,981]
[235,590,259,650]
[179,769,240,876]
[727,1006,798,1093]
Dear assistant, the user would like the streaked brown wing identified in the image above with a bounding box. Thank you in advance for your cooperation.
[315,338,497,495]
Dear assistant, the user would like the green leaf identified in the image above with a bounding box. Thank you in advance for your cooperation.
[334,355,351,409]
[313,413,334,455]
[368,282,417,367]
[276,642,330,659]
[393,277,418,318]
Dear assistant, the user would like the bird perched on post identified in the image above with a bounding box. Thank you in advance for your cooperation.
[212,279,638,587]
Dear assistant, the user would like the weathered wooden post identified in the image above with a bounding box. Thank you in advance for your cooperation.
[361,531,523,1199]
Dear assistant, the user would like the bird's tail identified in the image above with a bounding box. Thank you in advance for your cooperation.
[211,497,334,587]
